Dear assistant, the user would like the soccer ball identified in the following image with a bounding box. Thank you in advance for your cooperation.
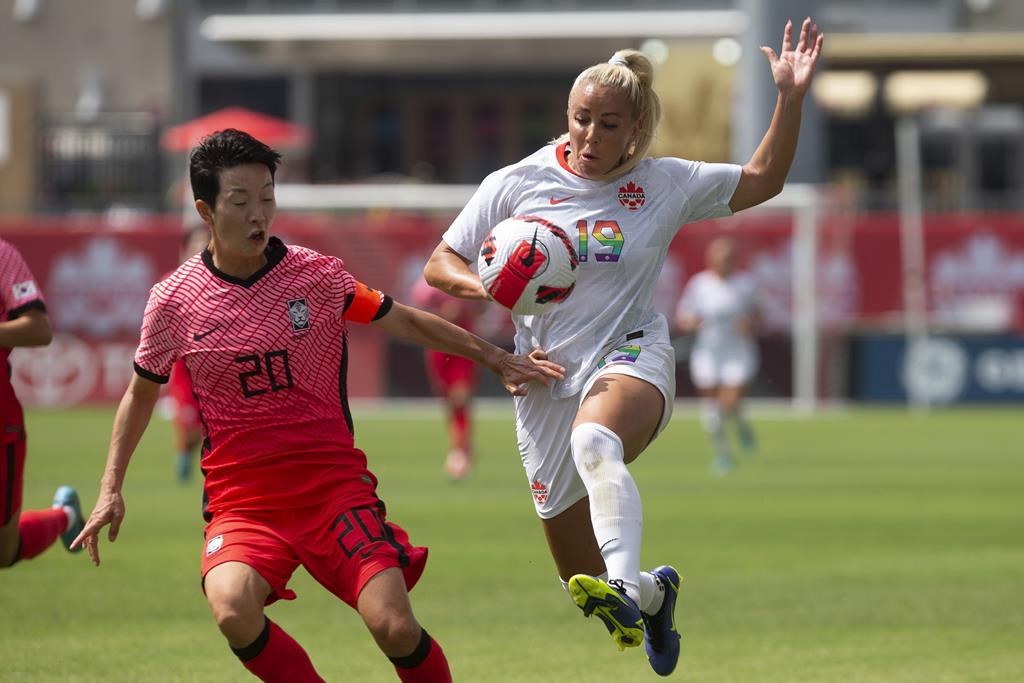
[477,215,578,316]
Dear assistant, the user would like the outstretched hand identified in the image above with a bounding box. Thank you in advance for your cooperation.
[498,348,565,396]
[70,489,126,566]
[761,17,823,98]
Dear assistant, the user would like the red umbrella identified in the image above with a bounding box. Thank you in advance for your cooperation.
[161,106,311,152]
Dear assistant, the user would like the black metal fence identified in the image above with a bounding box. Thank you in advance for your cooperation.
[37,114,163,213]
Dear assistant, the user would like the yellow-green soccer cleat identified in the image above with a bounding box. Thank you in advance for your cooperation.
[568,574,645,651]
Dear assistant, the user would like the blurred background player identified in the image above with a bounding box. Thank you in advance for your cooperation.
[675,236,761,475]
[410,278,481,480]
[425,18,822,677]
[166,226,210,482]
[0,238,84,569]
[73,129,563,683]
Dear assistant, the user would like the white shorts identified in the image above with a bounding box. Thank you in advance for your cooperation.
[689,343,758,389]
[514,316,676,519]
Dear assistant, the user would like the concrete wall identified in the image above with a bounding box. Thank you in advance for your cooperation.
[0,0,172,115]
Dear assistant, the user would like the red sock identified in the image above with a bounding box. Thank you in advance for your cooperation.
[17,508,67,560]
[234,619,324,683]
[451,406,469,453]
[390,630,452,683]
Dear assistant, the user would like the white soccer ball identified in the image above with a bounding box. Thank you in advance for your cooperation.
[477,215,579,316]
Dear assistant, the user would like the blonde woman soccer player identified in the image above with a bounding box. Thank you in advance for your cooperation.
[424,18,822,677]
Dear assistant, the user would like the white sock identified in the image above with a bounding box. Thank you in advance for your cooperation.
[570,422,643,604]
[638,571,665,614]
[700,400,731,459]
[53,504,77,533]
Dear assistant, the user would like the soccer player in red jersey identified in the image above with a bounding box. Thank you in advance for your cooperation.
[0,238,85,570]
[73,129,564,683]
[165,226,210,482]
[410,278,481,480]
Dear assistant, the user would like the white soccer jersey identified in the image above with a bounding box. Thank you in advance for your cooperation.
[676,269,759,352]
[443,141,741,397]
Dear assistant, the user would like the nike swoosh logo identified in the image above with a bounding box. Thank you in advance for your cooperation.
[522,227,539,267]
[549,196,575,205]
[193,326,221,342]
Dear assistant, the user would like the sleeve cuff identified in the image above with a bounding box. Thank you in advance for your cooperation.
[6,300,46,320]
[133,362,170,384]
[372,295,394,321]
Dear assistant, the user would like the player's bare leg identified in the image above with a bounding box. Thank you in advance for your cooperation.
[541,497,606,580]
[174,425,202,483]
[443,381,473,481]
[205,561,272,646]
[0,515,19,567]
[701,387,734,475]
[358,568,452,682]
[205,561,324,682]
[720,385,756,454]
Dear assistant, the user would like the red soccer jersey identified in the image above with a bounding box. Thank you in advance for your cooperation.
[158,267,201,427]
[135,238,391,518]
[1,239,47,443]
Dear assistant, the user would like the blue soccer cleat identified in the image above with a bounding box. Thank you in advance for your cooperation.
[642,566,682,676]
[568,574,645,651]
[53,486,84,553]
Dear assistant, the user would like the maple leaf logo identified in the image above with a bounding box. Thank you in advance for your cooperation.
[617,180,646,211]
[530,478,549,504]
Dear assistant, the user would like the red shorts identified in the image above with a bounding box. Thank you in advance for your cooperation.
[425,350,477,394]
[201,497,427,608]
[1,434,26,525]
[168,360,201,432]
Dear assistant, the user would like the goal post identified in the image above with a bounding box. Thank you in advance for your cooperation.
[757,183,822,415]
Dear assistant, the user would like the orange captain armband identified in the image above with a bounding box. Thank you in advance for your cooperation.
[343,280,391,324]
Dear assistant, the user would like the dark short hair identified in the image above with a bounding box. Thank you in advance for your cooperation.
[189,128,282,207]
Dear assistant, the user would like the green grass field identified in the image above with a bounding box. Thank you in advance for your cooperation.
[1,405,1022,682]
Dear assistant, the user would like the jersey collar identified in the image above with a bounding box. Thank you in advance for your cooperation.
[202,236,287,288]
[555,141,586,178]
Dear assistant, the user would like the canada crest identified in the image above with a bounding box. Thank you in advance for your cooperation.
[531,478,549,505]
[618,180,646,211]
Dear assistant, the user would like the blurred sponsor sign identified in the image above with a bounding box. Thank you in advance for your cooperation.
[853,334,1024,403]
[11,334,135,408]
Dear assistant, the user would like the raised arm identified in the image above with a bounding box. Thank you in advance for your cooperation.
[72,373,162,565]
[729,17,823,213]
[372,300,563,395]
[423,241,490,300]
